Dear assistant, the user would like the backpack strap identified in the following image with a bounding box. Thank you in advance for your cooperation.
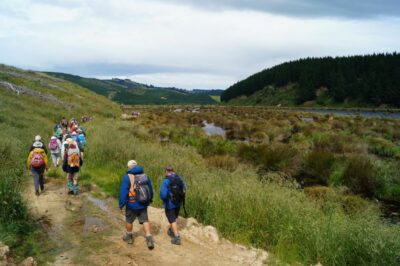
[128,174,136,192]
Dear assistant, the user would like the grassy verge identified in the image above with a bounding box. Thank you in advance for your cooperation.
[83,118,400,265]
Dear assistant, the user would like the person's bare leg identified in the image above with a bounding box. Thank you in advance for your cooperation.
[143,222,151,236]
[126,223,133,233]
[123,222,134,244]
[143,222,154,249]
[171,222,179,236]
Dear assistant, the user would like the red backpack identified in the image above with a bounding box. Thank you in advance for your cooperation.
[31,151,44,168]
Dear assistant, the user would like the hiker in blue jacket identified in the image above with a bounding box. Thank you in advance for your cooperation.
[119,160,154,249]
[160,165,187,245]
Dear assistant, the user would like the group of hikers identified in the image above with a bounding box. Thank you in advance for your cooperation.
[27,117,86,196]
[27,117,187,249]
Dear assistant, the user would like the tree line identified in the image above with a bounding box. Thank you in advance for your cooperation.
[221,53,400,107]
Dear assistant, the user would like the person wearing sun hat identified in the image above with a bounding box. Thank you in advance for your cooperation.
[28,135,48,155]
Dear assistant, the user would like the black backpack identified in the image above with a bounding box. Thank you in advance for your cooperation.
[167,174,185,203]
[167,174,188,217]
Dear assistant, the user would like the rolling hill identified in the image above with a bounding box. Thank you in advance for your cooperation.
[221,53,400,107]
[46,72,222,105]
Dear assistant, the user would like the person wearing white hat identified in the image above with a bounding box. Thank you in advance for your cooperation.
[28,135,48,155]
[119,160,154,249]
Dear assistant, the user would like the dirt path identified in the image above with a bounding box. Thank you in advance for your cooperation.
[24,176,268,266]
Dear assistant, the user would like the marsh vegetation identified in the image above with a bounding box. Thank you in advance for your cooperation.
[104,105,400,265]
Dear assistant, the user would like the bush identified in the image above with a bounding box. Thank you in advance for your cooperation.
[303,151,335,185]
[198,137,237,157]
[206,155,238,171]
[342,155,382,197]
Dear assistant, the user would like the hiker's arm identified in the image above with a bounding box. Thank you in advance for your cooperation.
[159,179,169,201]
[119,175,129,209]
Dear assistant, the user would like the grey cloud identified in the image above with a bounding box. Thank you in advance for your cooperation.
[152,0,400,18]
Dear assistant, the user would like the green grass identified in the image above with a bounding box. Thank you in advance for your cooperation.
[2,64,400,265]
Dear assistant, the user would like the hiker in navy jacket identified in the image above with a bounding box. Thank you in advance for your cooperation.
[119,160,154,249]
[160,165,186,245]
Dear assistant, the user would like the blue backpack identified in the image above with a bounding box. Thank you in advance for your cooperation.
[77,134,86,148]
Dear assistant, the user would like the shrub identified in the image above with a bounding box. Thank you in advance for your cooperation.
[198,137,237,157]
[206,155,238,171]
[258,143,299,173]
[237,143,261,164]
[342,155,382,197]
[302,151,335,185]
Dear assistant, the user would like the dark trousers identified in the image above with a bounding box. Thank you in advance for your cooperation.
[31,168,44,192]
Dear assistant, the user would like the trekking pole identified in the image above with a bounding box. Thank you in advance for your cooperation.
[183,197,188,218]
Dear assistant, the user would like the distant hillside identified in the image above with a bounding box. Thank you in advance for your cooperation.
[222,53,400,107]
[47,72,219,105]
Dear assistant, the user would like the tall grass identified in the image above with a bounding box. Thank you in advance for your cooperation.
[85,119,400,265]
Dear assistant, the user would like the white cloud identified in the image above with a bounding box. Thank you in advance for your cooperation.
[98,72,236,90]
[0,0,399,89]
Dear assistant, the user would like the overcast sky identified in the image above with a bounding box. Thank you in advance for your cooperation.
[0,0,399,89]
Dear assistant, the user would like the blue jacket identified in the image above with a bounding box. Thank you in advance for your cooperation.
[119,166,153,210]
[160,173,186,210]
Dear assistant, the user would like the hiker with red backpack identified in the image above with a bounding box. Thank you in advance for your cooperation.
[62,138,81,195]
[119,160,154,249]
[49,136,62,167]
[160,165,187,245]
[27,137,49,196]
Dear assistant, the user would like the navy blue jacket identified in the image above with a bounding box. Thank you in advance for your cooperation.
[160,173,186,210]
[119,166,153,210]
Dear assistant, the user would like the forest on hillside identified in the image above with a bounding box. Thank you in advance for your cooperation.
[221,53,400,107]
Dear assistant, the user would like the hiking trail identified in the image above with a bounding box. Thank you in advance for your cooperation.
[24,175,268,265]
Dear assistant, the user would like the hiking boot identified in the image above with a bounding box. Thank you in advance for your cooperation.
[146,235,154,250]
[123,233,133,244]
[167,228,174,238]
[171,235,181,245]
[35,190,40,196]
